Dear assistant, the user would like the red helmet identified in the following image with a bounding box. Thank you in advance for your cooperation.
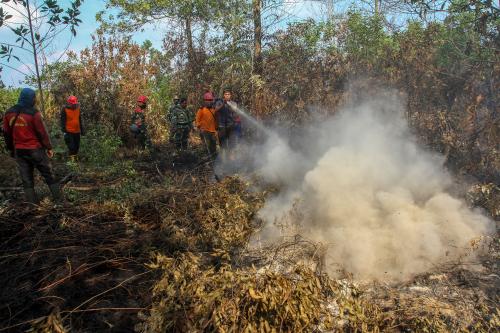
[67,95,78,105]
[203,91,214,101]
[137,95,148,104]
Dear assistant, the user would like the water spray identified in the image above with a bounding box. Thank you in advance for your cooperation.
[227,101,275,137]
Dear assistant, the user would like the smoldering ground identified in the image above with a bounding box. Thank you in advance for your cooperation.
[217,92,495,281]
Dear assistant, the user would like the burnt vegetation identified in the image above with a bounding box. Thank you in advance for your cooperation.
[0,0,499,332]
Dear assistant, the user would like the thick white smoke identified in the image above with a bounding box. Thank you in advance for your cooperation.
[239,92,494,280]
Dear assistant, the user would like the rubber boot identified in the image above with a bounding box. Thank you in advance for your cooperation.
[49,183,63,203]
[24,188,38,204]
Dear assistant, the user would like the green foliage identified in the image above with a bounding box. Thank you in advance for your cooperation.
[106,0,231,23]
[0,88,19,155]
[94,161,144,203]
[0,87,20,112]
[79,125,122,166]
[434,1,498,71]
[344,11,398,65]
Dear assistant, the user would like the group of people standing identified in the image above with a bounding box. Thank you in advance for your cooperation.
[133,88,241,161]
[194,89,241,161]
[2,87,242,204]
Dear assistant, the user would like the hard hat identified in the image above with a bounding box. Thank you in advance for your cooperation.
[137,95,148,104]
[67,95,78,105]
[203,91,214,101]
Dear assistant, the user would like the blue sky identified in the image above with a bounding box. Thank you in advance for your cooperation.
[0,0,167,86]
[0,0,363,87]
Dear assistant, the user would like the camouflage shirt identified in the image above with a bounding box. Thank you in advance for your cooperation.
[171,105,193,129]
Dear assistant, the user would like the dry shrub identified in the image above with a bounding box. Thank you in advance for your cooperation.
[46,33,167,143]
[137,253,339,333]
[1,147,498,332]
[128,175,266,255]
[141,243,500,333]
[467,183,500,220]
[27,311,68,333]
[254,16,499,185]
[193,177,264,251]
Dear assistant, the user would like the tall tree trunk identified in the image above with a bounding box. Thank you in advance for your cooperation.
[252,0,263,116]
[185,15,200,92]
[252,0,263,76]
[26,0,45,112]
[185,16,195,67]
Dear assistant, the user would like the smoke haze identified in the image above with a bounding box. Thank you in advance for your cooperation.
[234,92,494,280]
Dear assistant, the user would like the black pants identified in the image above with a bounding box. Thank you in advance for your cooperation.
[200,131,217,159]
[218,126,234,151]
[134,128,150,149]
[16,149,56,189]
[64,132,81,155]
[174,127,190,150]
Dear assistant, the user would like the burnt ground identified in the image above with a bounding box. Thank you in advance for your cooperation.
[0,141,498,332]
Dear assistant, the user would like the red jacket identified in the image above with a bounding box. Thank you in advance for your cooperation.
[2,105,52,150]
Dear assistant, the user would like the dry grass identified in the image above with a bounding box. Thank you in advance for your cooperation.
[0,146,498,332]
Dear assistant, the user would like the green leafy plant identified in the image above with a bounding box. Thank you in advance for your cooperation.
[0,0,82,110]
[79,125,122,166]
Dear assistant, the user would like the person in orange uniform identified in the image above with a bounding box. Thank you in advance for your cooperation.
[195,92,219,159]
[60,95,84,160]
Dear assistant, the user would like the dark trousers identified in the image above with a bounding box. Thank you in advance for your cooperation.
[64,132,81,155]
[174,127,190,150]
[134,127,150,149]
[168,126,175,143]
[218,126,235,151]
[234,122,242,141]
[200,130,217,159]
[16,149,56,189]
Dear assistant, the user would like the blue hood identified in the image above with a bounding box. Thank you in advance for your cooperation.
[17,88,36,108]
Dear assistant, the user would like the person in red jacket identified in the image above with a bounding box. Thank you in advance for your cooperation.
[130,95,151,149]
[2,88,61,203]
[61,95,84,160]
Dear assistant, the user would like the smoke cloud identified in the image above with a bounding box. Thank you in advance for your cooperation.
[223,92,495,280]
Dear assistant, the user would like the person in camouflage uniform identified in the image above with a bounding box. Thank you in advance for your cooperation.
[171,97,193,150]
[130,95,151,149]
[166,95,180,143]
